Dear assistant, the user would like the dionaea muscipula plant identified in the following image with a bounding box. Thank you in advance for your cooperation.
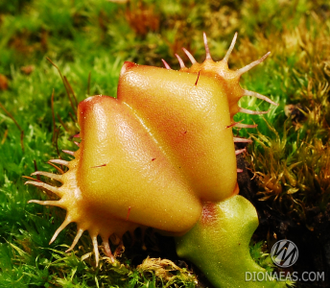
[26,33,285,287]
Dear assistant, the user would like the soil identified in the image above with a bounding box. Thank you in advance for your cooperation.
[237,153,330,288]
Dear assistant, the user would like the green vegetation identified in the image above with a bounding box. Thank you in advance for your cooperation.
[1,0,329,287]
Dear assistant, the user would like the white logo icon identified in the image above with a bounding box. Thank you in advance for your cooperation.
[270,240,299,268]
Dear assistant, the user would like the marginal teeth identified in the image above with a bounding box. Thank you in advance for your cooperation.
[92,235,100,267]
[49,159,69,166]
[161,59,172,70]
[102,238,115,263]
[226,121,258,129]
[175,54,186,69]
[31,171,63,182]
[66,228,85,253]
[62,150,75,156]
[243,89,278,106]
[182,48,197,64]
[203,32,212,60]
[234,122,258,129]
[233,137,253,143]
[25,180,62,196]
[222,32,238,63]
[235,148,246,156]
[238,107,270,115]
[27,199,63,207]
[237,51,271,76]
[49,217,72,245]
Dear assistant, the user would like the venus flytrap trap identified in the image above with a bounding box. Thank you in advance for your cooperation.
[24,33,286,288]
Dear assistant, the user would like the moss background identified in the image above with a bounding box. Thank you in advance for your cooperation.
[0,0,329,287]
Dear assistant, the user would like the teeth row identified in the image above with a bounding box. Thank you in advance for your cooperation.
[25,158,68,196]
[161,33,277,118]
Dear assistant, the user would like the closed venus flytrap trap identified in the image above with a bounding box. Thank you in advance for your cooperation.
[26,33,285,288]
